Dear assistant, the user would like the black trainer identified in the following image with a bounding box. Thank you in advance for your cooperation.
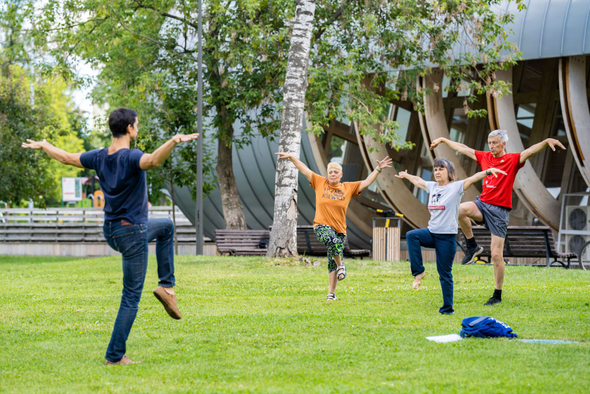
[484,296,501,306]
[462,245,484,265]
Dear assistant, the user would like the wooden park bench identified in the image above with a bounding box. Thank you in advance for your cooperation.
[457,226,577,268]
[215,229,269,256]
[295,225,371,259]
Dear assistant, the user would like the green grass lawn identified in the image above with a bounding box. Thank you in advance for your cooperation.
[1,255,589,393]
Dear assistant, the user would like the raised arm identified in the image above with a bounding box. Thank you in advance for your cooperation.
[463,168,507,190]
[395,170,427,191]
[359,156,392,192]
[275,152,312,182]
[519,138,566,164]
[139,133,199,170]
[21,139,83,168]
[430,137,476,161]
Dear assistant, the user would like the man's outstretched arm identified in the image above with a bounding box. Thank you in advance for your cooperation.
[463,168,507,190]
[519,138,566,164]
[21,139,84,168]
[140,133,199,170]
[430,137,477,161]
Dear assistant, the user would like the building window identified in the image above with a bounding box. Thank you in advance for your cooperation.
[417,168,432,205]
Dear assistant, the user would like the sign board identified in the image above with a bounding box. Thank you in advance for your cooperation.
[62,177,83,202]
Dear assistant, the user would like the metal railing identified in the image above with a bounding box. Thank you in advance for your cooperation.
[0,206,190,224]
[0,206,199,243]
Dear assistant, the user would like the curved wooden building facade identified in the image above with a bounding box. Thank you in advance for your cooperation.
[175,1,590,248]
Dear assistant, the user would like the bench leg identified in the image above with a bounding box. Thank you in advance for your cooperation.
[550,259,566,268]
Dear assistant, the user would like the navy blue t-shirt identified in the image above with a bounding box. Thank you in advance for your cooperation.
[80,148,148,224]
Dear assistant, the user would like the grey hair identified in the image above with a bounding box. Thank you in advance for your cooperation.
[488,129,509,144]
[433,158,456,182]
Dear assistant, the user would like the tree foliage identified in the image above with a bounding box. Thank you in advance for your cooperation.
[34,0,296,205]
[0,65,60,207]
[306,0,524,148]
[28,0,522,218]
[1,1,87,207]
[36,0,523,148]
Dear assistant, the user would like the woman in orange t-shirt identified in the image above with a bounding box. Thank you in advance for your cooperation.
[276,152,392,300]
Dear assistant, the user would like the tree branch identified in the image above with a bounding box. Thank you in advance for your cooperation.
[112,11,163,47]
[132,0,199,30]
[314,1,351,41]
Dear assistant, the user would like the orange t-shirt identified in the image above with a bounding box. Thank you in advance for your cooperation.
[310,172,362,235]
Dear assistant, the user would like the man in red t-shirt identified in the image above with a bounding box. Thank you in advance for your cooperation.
[430,130,565,306]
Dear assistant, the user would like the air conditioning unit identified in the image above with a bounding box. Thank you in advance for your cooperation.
[565,206,590,231]
[565,234,590,255]
[564,206,590,255]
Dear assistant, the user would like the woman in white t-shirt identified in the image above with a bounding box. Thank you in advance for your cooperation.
[395,159,506,314]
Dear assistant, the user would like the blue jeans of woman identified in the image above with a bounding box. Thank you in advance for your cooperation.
[407,228,456,314]
[102,218,175,362]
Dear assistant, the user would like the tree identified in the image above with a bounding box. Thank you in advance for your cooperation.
[31,0,523,241]
[36,0,295,229]
[266,0,524,257]
[0,64,60,207]
[267,0,316,257]
[1,1,87,207]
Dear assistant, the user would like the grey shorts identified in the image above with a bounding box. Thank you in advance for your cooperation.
[472,197,510,239]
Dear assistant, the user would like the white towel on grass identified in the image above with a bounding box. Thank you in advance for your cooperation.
[426,334,463,343]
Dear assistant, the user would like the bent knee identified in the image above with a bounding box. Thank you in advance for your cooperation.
[459,202,474,217]
[161,218,174,235]
[491,251,503,261]
[460,202,482,221]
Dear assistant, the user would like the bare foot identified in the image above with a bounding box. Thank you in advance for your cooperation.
[413,272,426,289]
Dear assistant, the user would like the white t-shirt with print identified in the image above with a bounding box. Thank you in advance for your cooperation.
[425,181,464,234]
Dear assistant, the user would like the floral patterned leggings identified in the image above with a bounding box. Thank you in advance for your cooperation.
[314,225,346,272]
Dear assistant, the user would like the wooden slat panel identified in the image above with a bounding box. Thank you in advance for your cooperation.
[372,227,400,261]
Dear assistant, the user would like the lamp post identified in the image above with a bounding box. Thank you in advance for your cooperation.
[196,0,204,255]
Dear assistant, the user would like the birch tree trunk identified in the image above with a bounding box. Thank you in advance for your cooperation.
[267,0,316,257]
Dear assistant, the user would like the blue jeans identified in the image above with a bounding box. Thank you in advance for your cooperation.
[102,218,175,363]
[407,228,456,314]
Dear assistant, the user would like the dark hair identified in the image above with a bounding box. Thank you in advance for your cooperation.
[108,108,138,138]
[433,158,456,182]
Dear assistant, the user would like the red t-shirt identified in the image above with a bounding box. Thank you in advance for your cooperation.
[474,151,525,209]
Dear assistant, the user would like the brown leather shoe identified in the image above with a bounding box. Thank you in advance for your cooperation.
[153,286,182,319]
[105,355,141,365]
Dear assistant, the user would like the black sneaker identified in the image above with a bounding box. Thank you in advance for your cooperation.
[484,296,501,306]
[462,245,484,265]
[326,293,337,301]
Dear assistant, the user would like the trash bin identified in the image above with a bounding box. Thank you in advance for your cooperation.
[372,216,402,261]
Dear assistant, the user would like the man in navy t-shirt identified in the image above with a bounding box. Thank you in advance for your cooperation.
[22,108,199,365]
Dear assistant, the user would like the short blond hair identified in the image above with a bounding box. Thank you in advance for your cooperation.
[327,162,342,172]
